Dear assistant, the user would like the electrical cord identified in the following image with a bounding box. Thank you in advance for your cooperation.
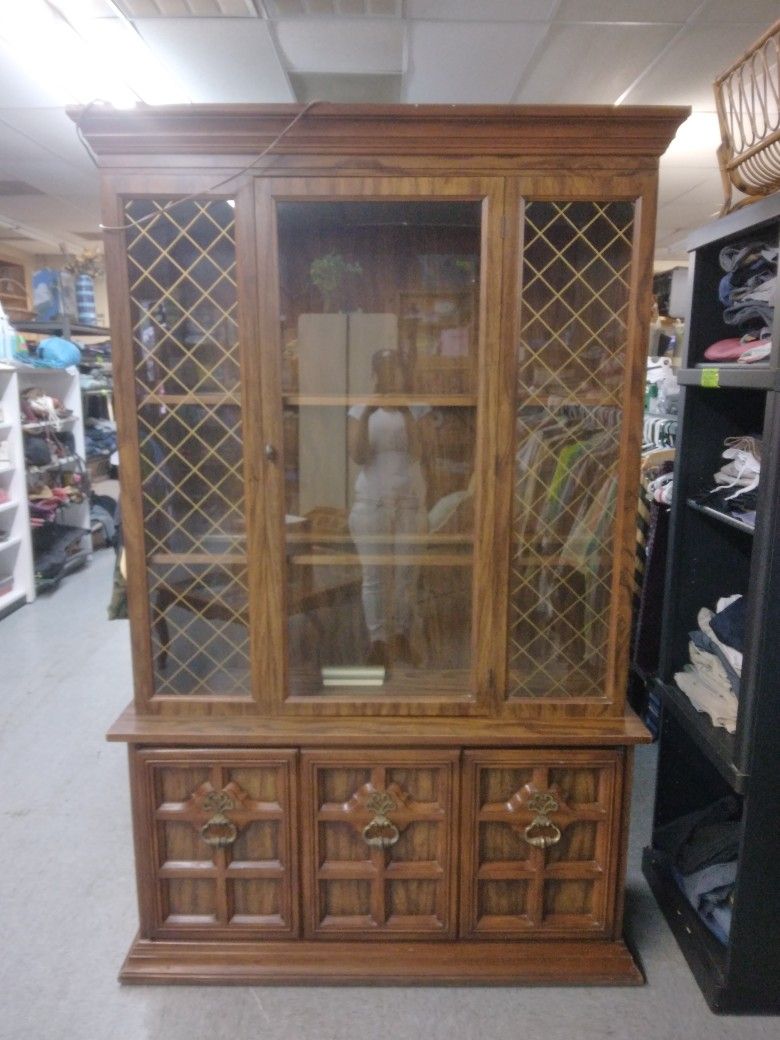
[73,99,322,235]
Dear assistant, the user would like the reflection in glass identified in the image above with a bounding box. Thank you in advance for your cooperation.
[509,201,634,699]
[276,200,481,695]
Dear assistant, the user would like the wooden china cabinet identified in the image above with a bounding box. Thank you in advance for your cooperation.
[78,103,687,984]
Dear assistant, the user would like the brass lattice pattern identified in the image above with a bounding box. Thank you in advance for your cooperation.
[125,199,249,697]
[509,201,633,699]
[126,199,240,396]
[149,561,250,696]
[138,403,245,556]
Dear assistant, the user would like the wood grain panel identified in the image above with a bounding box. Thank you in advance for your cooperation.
[132,748,298,940]
[301,749,458,939]
[460,749,623,938]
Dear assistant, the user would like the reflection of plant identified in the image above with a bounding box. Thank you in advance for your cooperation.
[310,251,362,311]
[61,249,104,279]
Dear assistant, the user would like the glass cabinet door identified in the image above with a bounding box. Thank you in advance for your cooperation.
[124,197,250,700]
[258,180,501,704]
[508,199,636,701]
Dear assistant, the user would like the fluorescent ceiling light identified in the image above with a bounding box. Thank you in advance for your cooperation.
[55,1,192,105]
[0,0,137,107]
[0,0,190,108]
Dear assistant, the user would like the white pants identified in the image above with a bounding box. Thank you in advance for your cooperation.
[348,495,427,642]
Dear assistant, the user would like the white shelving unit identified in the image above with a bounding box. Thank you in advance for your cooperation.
[0,364,35,616]
[15,364,92,591]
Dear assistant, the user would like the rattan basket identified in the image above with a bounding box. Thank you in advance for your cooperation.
[714,18,780,214]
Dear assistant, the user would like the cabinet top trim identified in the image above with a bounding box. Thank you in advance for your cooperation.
[71,103,688,161]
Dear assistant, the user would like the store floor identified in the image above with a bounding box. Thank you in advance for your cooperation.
[1,549,776,1040]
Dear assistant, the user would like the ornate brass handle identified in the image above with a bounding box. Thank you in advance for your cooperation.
[362,791,400,849]
[200,791,238,848]
[522,791,562,849]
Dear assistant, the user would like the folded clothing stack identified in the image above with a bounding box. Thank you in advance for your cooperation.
[654,795,742,944]
[703,240,776,363]
[674,594,745,733]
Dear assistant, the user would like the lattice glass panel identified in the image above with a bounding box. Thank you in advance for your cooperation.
[148,560,250,696]
[126,199,239,397]
[509,201,634,699]
[125,198,249,697]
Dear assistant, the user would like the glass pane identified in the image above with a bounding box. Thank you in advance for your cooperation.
[276,200,481,697]
[125,198,249,697]
[509,201,634,699]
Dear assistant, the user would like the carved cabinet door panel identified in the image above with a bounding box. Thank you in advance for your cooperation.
[132,749,298,940]
[460,749,625,938]
[301,750,459,939]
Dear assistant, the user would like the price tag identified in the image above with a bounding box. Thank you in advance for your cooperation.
[700,368,720,388]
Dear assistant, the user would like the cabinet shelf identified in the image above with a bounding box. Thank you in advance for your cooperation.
[0,499,18,515]
[655,679,746,793]
[686,498,755,535]
[283,393,477,407]
[139,392,240,407]
[289,551,472,567]
[0,536,22,553]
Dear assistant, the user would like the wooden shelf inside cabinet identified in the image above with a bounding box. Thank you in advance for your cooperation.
[655,679,746,793]
[686,498,755,535]
[138,392,240,407]
[283,393,477,407]
[676,367,779,390]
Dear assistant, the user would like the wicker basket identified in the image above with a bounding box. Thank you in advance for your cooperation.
[714,18,780,214]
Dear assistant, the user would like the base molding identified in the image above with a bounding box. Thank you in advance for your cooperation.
[120,935,644,986]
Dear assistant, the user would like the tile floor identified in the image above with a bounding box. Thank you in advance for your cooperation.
[0,548,777,1040]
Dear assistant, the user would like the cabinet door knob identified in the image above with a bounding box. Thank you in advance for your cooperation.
[264,443,278,462]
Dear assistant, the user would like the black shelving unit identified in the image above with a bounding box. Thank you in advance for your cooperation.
[642,192,780,1014]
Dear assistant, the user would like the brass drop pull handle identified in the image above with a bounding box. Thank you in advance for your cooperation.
[362,791,400,849]
[264,443,278,462]
[200,791,238,848]
[522,791,562,849]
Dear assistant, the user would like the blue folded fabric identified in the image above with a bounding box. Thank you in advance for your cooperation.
[710,596,746,654]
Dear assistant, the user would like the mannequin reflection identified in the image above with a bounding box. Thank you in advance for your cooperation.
[347,349,431,670]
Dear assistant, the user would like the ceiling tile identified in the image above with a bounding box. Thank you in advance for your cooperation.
[117,0,254,14]
[0,159,100,198]
[274,19,403,72]
[516,23,677,104]
[623,24,776,107]
[136,18,294,101]
[0,41,72,107]
[405,21,547,102]
[659,112,722,167]
[0,118,56,162]
[695,0,780,24]
[556,0,700,21]
[0,180,45,196]
[407,0,557,19]
[268,1,402,14]
[289,72,402,101]
[0,109,90,167]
